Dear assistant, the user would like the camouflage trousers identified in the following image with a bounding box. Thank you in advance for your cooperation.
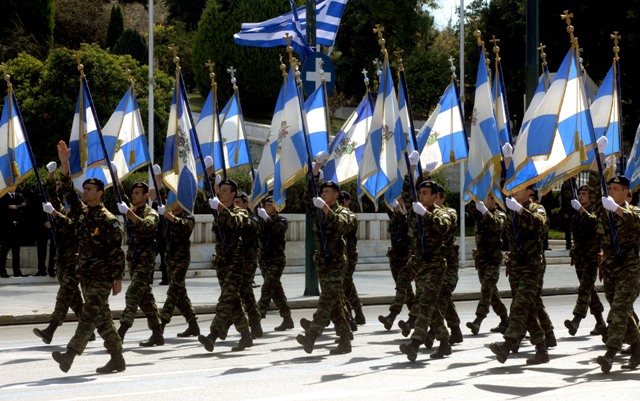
[602,256,640,350]
[440,249,460,327]
[344,254,363,312]
[239,252,261,323]
[387,248,415,315]
[257,257,291,318]
[67,278,122,355]
[160,258,196,324]
[536,263,554,334]
[50,265,83,326]
[210,262,249,339]
[308,252,351,338]
[505,265,545,346]
[473,251,508,318]
[410,256,449,343]
[120,260,161,329]
[572,257,604,318]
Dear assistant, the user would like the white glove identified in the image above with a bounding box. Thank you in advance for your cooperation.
[153,164,162,175]
[204,155,214,169]
[318,170,324,181]
[423,160,438,174]
[412,202,427,216]
[158,205,166,215]
[502,143,513,158]
[209,197,220,210]
[505,197,523,213]
[257,207,269,221]
[214,174,222,185]
[110,162,118,173]
[596,135,608,154]
[475,201,488,215]
[117,202,129,215]
[46,161,57,173]
[313,197,327,209]
[42,202,55,215]
[602,195,619,212]
[315,151,327,164]
[408,150,420,166]
[391,199,399,209]
[570,199,582,211]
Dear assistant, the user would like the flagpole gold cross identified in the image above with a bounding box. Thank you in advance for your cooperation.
[373,24,386,53]
[279,54,287,79]
[227,66,237,90]
[75,52,85,78]
[361,68,369,87]
[283,33,295,65]
[394,48,404,72]
[611,31,621,60]
[206,60,216,90]
[168,45,180,70]
[448,56,457,80]
[0,63,10,87]
[561,10,575,44]
[538,43,548,67]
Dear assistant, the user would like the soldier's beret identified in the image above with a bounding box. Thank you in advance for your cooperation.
[264,195,274,203]
[219,178,238,191]
[82,178,104,191]
[608,175,630,187]
[577,185,589,192]
[234,191,249,201]
[340,191,351,201]
[530,189,540,200]
[319,180,340,192]
[436,184,445,194]
[131,182,149,192]
[417,180,438,191]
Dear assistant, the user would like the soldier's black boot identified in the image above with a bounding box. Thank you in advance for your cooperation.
[622,342,640,369]
[52,349,77,373]
[89,332,96,342]
[232,331,253,351]
[398,316,416,337]
[466,315,485,335]
[449,325,463,345]
[544,330,557,348]
[274,316,294,331]
[250,318,264,339]
[399,339,421,363]
[330,336,352,355]
[300,318,311,332]
[177,319,200,337]
[117,322,131,341]
[564,315,582,336]
[490,315,509,334]
[431,339,452,359]
[96,352,126,374]
[490,337,516,364]
[591,314,608,336]
[139,327,164,347]
[296,332,317,354]
[348,316,358,332]
[33,323,58,344]
[424,328,435,349]
[354,308,366,325]
[596,347,617,373]
[378,311,398,331]
[198,333,217,352]
[526,343,550,365]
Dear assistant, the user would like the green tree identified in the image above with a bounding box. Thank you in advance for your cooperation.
[105,4,125,50]
[153,22,197,91]
[54,0,110,49]
[163,0,206,31]
[0,0,55,59]
[113,28,148,65]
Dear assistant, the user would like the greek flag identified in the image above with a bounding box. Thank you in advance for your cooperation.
[251,83,285,205]
[162,71,199,213]
[627,123,640,191]
[195,88,225,179]
[519,65,550,136]
[102,85,151,185]
[493,64,512,148]
[590,62,621,160]
[324,91,373,184]
[358,54,403,208]
[0,89,34,195]
[272,66,308,209]
[505,46,595,194]
[220,91,253,170]
[234,0,347,56]
[304,82,329,158]
[416,81,468,172]
[464,49,502,204]
[69,77,112,192]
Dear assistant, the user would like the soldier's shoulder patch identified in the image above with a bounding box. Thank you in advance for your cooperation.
[536,207,546,214]
[341,209,350,215]
[441,213,450,219]
[148,208,159,217]
[278,217,287,222]
[112,220,120,228]
[252,216,259,222]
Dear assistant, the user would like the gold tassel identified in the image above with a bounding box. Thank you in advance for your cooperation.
[579,139,587,161]
[450,149,456,163]
[129,149,136,166]
[12,161,19,179]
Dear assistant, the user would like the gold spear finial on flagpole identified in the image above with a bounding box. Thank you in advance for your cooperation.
[75,52,85,78]
[394,48,404,72]
[472,17,482,46]
[205,60,216,92]
[611,31,621,61]
[168,45,180,72]
[561,10,575,45]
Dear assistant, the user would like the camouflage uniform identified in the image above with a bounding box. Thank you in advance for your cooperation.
[342,207,363,319]
[535,205,555,343]
[119,189,162,332]
[239,210,263,333]
[385,209,415,315]
[439,206,461,331]
[160,212,197,325]
[60,174,125,356]
[257,212,291,318]
[589,171,640,352]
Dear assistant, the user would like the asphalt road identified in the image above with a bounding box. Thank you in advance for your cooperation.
[1,296,639,401]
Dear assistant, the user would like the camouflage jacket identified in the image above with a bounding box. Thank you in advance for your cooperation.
[258,213,288,261]
[241,210,260,258]
[407,203,452,260]
[473,206,506,260]
[570,203,600,261]
[212,203,249,267]
[46,175,78,270]
[120,185,159,263]
[61,174,125,281]
[166,213,195,263]
[344,208,359,260]
[387,208,410,254]
[504,200,547,268]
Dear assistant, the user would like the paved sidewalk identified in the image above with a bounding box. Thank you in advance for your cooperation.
[0,262,590,325]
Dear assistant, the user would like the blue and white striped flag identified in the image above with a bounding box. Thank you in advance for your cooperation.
[324,91,373,184]
[519,65,550,136]
[416,81,468,172]
[464,49,502,204]
[69,77,112,192]
[234,0,348,55]
[304,82,329,158]
[358,54,403,208]
[251,83,285,204]
[493,64,511,149]
[591,62,621,160]
[627,123,640,192]
[102,85,151,185]
[220,91,252,170]
[195,88,225,180]
[272,66,308,209]
[162,71,199,213]
[0,89,34,195]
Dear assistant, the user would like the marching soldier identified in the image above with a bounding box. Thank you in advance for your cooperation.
[51,140,126,374]
[339,190,366,326]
